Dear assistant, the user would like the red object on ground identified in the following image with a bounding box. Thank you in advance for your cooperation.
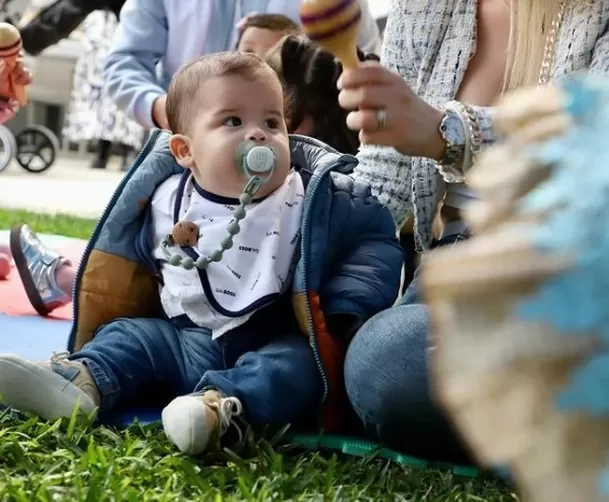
[0,253,10,279]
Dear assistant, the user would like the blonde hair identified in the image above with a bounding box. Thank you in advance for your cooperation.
[502,0,563,92]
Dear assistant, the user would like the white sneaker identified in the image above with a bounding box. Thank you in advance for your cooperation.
[162,390,243,455]
[0,352,99,420]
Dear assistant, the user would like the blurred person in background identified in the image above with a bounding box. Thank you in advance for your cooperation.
[62,9,144,170]
[18,0,125,55]
[18,0,142,170]
[104,0,381,130]
[236,13,302,56]
[266,33,378,154]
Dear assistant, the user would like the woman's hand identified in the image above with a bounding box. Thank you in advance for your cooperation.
[152,94,169,130]
[338,61,446,160]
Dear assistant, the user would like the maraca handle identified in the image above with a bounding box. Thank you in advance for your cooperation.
[319,30,361,69]
[336,47,360,69]
[300,0,362,69]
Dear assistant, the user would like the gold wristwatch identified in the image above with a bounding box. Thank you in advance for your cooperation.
[435,107,467,183]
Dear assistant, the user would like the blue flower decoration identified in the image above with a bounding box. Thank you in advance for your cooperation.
[511,75,609,495]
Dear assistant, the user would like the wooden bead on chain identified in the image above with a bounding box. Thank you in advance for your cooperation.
[171,220,199,247]
[163,190,253,270]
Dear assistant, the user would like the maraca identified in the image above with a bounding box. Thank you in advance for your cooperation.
[0,23,27,106]
[300,0,361,68]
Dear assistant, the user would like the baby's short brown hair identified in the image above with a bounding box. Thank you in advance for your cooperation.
[236,13,301,47]
[166,52,276,134]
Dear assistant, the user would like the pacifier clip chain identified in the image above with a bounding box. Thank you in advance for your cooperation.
[162,176,261,270]
[160,143,276,270]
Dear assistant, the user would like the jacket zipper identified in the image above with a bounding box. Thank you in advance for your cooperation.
[298,162,340,405]
[67,129,162,352]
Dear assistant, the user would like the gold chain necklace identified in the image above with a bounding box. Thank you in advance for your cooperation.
[538,1,566,85]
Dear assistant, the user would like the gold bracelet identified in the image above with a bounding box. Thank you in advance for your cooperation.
[456,102,482,163]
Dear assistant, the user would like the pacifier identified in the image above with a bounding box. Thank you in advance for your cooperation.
[235,140,277,182]
[162,141,279,270]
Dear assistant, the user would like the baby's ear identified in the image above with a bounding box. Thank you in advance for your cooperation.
[169,134,194,169]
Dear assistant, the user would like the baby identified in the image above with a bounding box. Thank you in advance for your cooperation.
[235,13,301,56]
[0,52,402,456]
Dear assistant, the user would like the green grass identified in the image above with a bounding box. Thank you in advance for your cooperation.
[0,209,97,239]
[0,208,514,501]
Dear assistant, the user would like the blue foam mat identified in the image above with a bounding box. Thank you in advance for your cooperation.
[0,314,71,359]
[0,314,478,476]
[0,313,163,428]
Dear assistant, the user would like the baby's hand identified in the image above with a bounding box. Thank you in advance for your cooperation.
[11,58,32,86]
[0,56,31,105]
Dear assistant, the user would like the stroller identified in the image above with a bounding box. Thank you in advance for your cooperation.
[0,0,60,174]
[0,122,59,173]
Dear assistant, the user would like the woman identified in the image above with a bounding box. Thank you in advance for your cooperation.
[340,0,609,462]
[62,10,144,169]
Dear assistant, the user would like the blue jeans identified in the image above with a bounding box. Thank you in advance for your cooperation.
[344,233,471,463]
[69,311,323,425]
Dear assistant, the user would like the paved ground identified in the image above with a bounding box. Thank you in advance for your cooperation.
[0,153,125,218]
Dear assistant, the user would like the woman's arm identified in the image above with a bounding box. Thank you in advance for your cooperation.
[465,20,609,161]
[19,0,109,55]
[463,105,498,152]
[353,0,417,226]
[103,0,167,129]
[463,23,609,159]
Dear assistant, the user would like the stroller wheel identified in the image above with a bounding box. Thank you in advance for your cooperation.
[15,125,59,173]
[0,124,16,173]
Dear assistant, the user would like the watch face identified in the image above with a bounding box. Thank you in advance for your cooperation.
[441,112,466,145]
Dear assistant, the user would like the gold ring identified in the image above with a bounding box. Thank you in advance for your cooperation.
[376,108,387,130]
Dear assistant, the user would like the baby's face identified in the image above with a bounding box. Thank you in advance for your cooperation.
[237,27,289,56]
[171,71,291,200]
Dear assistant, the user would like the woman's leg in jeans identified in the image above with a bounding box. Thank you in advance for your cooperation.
[344,290,470,463]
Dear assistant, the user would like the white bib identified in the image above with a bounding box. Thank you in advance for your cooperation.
[151,171,305,339]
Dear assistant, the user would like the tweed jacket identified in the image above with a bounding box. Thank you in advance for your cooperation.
[354,0,609,249]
